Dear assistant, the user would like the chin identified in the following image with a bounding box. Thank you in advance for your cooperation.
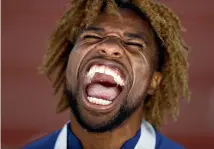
[66,85,140,133]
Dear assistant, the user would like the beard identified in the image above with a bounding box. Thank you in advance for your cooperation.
[64,86,142,133]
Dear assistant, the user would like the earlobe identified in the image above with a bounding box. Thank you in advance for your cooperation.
[148,72,162,95]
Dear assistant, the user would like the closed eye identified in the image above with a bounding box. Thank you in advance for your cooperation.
[124,42,144,48]
[83,35,102,40]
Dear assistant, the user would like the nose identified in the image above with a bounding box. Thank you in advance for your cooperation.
[97,38,124,58]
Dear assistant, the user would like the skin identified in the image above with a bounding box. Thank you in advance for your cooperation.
[66,8,162,149]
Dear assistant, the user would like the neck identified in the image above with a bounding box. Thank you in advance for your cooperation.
[70,107,143,149]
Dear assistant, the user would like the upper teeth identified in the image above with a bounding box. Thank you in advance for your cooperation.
[86,65,125,86]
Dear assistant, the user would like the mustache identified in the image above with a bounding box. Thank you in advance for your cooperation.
[88,54,126,68]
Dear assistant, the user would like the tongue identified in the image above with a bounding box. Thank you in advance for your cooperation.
[87,83,120,101]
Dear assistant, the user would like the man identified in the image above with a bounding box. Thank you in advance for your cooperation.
[24,0,190,148]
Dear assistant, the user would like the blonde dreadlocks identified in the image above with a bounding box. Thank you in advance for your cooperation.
[39,0,190,129]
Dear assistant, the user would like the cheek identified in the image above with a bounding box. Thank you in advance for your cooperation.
[66,43,97,90]
[66,46,88,90]
[126,51,153,104]
[133,61,151,96]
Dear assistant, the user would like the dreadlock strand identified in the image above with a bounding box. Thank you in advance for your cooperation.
[52,63,67,95]
[81,0,104,28]
[155,3,181,30]
[106,0,120,16]
[44,41,68,75]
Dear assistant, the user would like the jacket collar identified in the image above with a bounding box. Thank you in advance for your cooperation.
[54,120,156,149]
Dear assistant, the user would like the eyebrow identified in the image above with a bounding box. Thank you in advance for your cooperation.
[124,32,148,44]
[84,26,105,33]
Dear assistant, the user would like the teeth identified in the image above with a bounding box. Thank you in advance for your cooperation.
[94,65,99,74]
[86,66,96,79]
[104,68,112,76]
[86,65,125,86]
[99,66,105,73]
[87,97,112,105]
[115,74,124,86]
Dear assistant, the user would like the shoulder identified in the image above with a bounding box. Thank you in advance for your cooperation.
[22,129,61,149]
[155,130,185,149]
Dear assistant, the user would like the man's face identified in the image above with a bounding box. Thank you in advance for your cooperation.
[66,9,157,132]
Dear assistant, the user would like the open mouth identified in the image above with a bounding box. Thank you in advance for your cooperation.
[83,63,126,111]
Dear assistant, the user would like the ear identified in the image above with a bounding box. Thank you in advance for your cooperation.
[148,72,162,95]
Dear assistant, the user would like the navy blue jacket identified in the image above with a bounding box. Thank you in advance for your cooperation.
[23,121,185,149]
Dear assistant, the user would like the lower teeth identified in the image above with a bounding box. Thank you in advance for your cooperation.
[87,96,112,105]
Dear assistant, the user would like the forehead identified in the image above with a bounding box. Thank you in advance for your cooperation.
[90,9,153,35]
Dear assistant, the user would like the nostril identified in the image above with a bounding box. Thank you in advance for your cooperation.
[100,49,107,55]
[113,52,120,57]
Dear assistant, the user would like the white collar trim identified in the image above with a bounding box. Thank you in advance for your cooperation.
[54,120,156,149]
[134,120,156,149]
[54,121,68,149]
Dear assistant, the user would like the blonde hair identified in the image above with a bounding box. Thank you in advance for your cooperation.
[39,0,190,129]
